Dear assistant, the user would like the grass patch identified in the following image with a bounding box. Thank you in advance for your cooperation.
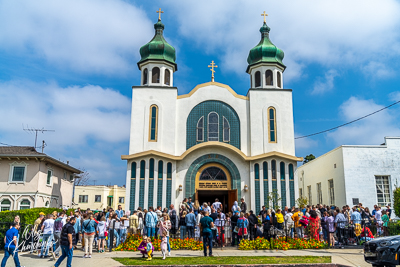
[113,256,331,266]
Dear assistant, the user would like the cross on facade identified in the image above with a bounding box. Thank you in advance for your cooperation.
[261,11,268,23]
[156,8,164,21]
[208,60,218,82]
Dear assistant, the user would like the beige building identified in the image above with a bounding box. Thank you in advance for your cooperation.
[0,146,81,211]
[73,185,126,211]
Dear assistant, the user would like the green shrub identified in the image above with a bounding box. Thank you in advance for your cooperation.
[0,207,74,225]
[393,186,400,218]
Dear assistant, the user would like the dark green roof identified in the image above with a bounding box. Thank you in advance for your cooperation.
[137,20,177,70]
[246,22,285,72]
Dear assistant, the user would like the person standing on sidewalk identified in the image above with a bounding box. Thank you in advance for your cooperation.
[200,211,214,257]
[53,216,76,267]
[40,214,55,258]
[1,222,24,267]
[240,198,247,213]
[185,209,196,238]
[52,213,64,260]
[82,213,98,258]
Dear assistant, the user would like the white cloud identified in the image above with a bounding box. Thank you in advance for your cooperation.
[311,69,338,95]
[0,80,131,183]
[295,134,318,150]
[361,61,396,79]
[389,91,400,101]
[0,0,153,75]
[165,0,400,81]
[327,96,400,145]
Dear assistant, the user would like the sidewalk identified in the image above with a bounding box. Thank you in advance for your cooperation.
[1,248,369,267]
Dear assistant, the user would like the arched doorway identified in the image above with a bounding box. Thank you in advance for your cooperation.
[195,163,237,212]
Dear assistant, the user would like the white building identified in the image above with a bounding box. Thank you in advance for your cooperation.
[0,146,81,211]
[297,137,400,211]
[122,16,302,212]
[74,185,126,211]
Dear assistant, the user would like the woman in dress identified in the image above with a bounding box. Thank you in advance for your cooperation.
[308,210,320,241]
[225,212,232,244]
[158,213,172,256]
[236,212,248,244]
[326,210,335,247]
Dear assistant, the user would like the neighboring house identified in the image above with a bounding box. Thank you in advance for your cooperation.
[0,146,81,211]
[122,16,302,212]
[73,185,126,211]
[297,137,400,214]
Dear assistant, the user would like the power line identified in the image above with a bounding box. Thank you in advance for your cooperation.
[0,142,14,146]
[295,100,400,140]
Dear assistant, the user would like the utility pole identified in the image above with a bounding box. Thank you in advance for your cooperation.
[23,125,55,148]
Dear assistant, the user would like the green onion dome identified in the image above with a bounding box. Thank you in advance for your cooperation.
[246,22,285,72]
[137,20,177,70]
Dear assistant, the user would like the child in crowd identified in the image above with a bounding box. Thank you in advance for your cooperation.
[137,236,148,258]
[161,231,168,260]
[146,237,153,261]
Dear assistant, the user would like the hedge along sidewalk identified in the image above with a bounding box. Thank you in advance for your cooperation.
[113,256,331,266]
[0,207,75,225]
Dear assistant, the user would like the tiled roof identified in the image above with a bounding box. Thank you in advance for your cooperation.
[0,146,44,155]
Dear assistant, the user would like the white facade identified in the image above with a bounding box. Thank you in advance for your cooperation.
[122,19,302,213]
[297,137,400,212]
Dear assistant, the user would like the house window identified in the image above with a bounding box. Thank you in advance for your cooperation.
[328,179,335,205]
[149,105,158,141]
[47,170,53,185]
[265,70,273,86]
[307,185,312,205]
[223,117,230,142]
[277,71,281,88]
[95,195,101,202]
[79,195,88,203]
[149,158,155,179]
[317,182,322,204]
[197,117,204,141]
[164,69,171,85]
[152,67,160,83]
[1,199,11,211]
[69,174,73,181]
[63,171,67,180]
[271,160,276,180]
[140,160,145,178]
[255,71,261,87]
[143,68,148,85]
[375,176,391,207]
[119,197,124,204]
[19,199,30,210]
[11,166,25,182]
[208,112,219,141]
[268,107,277,143]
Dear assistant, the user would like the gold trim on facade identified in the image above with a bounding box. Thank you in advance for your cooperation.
[177,82,249,100]
[148,104,158,142]
[121,142,303,162]
[195,163,231,190]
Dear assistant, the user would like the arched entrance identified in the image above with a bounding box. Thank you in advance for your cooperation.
[185,154,241,212]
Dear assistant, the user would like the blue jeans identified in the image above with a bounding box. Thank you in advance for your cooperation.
[187,226,194,238]
[107,229,120,248]
[167,236,171,252]
[54,245,73,267]
[146,227,156,237]
[40,233,54,256]
[1,247,21,267]
[202,231,213,256]
[180,226,187,239]
[119,228,127,244]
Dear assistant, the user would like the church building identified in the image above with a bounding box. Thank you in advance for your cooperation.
[122,12,302,212]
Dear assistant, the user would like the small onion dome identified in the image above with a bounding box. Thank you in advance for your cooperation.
[246,22,285,73]
[137,20,177,71]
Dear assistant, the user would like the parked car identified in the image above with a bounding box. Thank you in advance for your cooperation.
[364,235,400,267]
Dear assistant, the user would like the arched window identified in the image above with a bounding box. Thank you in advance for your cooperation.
[289,163,295,207]
[149,105,158,141]
[255,71,261,87]
[223,117,230,142]
[20,199,30,210]
[254,163,260,212]
[255,163,260,180]
[208,112,219,141]
[266,70,273,86]
[158,161,163,178]
[277,71,281,88]
[45,201,49,207]
[143,68,148,85]
[140,160,145,178]
[166,162,172,206]
[152,67,160,83]
[167,162,172,178]
[157,160,163,207]
[164,69,171,85]
[280,162,285,180]
[271,160,276,180]
[149,158,155,179]
[280,161,286,207]
[130,162,137,210]
[1,199,11,211]
[131,162,137,178]
[268,107,277,143]
[263,161,268,206]
[197,117,204,142]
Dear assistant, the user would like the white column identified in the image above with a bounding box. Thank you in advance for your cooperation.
[249,162,255,212]
[125,161,131,212]
[268,161,272,208]
[144,159,149,209]
[154,160,159,208]
[162,164,166,208]
[285,162,290,208]
[260,162,265,207]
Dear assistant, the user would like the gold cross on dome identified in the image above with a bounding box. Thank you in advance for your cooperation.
[208,60,218,82]
[261,11,268,23]
[156,8,164,21]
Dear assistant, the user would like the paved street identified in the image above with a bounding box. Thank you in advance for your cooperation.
[1,248,371,267]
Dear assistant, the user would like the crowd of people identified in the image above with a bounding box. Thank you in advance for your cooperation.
[0,199,393,265]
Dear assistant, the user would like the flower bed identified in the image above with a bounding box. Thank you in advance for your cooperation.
[239,237,328,250]
[114,234,203,251]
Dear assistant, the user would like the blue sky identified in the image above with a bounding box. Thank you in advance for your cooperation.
[1,0,400,185]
